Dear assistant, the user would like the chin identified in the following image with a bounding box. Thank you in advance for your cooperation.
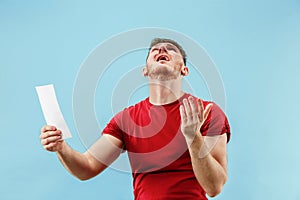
[147,64,180,80]
[149,71,180,81]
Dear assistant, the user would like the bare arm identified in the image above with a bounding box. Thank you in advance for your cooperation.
[40,125,123,180]
[179,97,228,197]
[188,134,228,197]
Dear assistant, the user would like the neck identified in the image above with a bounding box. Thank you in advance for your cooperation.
[148,78,184,105]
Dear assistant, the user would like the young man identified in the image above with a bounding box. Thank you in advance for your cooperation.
[40,38,231,200]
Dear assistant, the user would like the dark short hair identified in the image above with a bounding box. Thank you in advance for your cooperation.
[147,38,187,65]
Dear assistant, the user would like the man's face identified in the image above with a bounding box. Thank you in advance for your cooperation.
[145,42,186,81]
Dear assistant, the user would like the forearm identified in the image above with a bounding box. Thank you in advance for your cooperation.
[188,135,227,197]
[40,125,110,180]
[56,142,102,180]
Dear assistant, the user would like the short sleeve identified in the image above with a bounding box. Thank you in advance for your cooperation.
[102,110,126,144]
[200,102,231,143]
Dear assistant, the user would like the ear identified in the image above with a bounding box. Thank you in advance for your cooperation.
[181,66,189,76]
[142,67,148,76]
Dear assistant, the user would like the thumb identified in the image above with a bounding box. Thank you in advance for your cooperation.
[203,103,213,122]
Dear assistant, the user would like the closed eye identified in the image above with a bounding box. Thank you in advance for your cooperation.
[167,47,176,51]
[166,44,178,52]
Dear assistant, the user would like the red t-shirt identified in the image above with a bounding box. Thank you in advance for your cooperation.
[103,93,231,200]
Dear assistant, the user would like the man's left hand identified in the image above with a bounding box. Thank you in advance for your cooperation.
[179,96,212,142]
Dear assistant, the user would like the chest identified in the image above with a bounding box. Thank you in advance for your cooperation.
[118,105,191,172]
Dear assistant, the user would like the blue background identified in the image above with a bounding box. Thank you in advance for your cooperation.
[1,0,300,199]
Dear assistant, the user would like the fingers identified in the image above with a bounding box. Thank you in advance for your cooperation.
[41,125,56,133]
[40,125,62,151]
[40,129,61,139]
[181,96,198,120]
[43,141,62,151]
[198,99,213,121]
[188,96,198,119]
[203,103,213,121]
[41,131,62,145]
[179,105,187,123]
[183,98,192,118]
[180,97,213,123]
[180,96,213,122]
[197,99,204,122]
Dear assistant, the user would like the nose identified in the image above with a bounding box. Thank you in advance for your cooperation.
[159,46,167,53]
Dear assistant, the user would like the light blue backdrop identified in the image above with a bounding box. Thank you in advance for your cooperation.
[1,0,300,199]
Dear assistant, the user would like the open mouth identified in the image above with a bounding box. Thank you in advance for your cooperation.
[156,54,170,62]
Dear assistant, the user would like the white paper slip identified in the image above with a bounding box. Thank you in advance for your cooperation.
[35,84,72,139]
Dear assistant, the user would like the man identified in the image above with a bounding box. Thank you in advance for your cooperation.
[40,38,231,199]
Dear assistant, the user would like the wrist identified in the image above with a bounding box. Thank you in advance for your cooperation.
[188,133,203,150]
[56,141,68,155]
[187,133,211,159]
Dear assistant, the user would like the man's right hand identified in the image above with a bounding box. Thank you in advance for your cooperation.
[39,125,123,180]
[40,125,64,152]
